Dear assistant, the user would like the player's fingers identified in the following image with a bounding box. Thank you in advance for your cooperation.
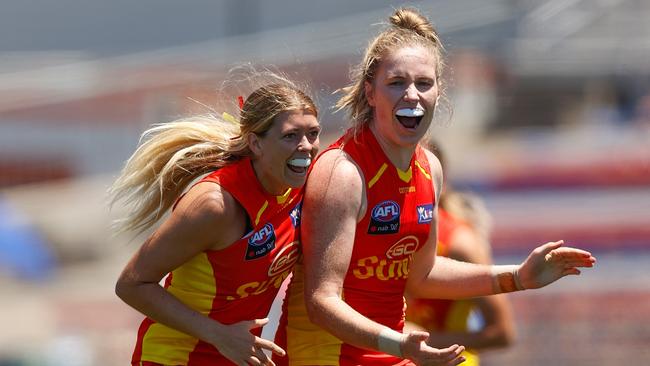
[249,318,269,330]
[563,268,581,276]
[448,355,466,365]
[540,240,564,255]
[247,355,262,366]
[553,247,593,258]
[408,330,430,343]
[256,338,286,357]
[434,344,463,359]
[254,346,274,366]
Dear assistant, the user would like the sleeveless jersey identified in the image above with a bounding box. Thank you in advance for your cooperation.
[131,157,303,366]
[405,208,479,366]
[276,126,435,366]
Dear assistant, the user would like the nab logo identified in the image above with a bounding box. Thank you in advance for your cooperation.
[417,203,433,224]
[289,202,302,227]
[368,200,400,235]
[246,223,276,260]
[386,236,420,259]
[371,201,400,222]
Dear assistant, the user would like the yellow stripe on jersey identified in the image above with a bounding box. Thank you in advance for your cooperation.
[255,200,269,226]
[368,163,388,189]
[277,188,292,205]
[415,160,431,180]
[140,324,197,365]
[396,166,412,183]
[141,252,217,364]
[286,263,343,365]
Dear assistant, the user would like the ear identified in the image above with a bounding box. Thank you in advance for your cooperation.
[364,80,376,107]
[247,133,263,158]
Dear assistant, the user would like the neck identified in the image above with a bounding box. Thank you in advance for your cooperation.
[369,123,416,171]
[250,159,286,196]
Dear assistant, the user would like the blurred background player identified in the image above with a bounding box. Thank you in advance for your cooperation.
[405,143,515,366]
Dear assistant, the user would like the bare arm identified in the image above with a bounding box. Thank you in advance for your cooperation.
[115,182,284,365]
[302,150,464,365]
[407,150,596,300]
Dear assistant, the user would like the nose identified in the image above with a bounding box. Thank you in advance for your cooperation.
[404,84,419,102]
[296,134,314,152]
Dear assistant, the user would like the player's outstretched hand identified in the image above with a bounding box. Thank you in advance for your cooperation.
[518,240,596,290]
[402,330,466,366]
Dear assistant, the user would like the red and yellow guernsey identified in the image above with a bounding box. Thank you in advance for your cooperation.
[131,157,302,366]
[405,208,479,366]
[275,126,435,366]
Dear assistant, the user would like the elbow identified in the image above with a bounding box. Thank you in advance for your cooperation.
[494,325,516,348]
[115,272,139,303]
[114,278,129,302]
[304,293,322,325]
[502,325,516,347]
[304,291,329,328]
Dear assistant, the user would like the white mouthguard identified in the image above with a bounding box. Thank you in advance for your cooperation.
[395,108,425,117]
[288,158,312,168]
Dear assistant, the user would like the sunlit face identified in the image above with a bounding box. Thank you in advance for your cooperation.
[249,110,320,195]
[365,46,439,148]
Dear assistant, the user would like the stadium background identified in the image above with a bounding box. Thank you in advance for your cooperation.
[0,1,648,365]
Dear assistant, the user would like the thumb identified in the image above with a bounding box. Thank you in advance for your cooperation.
[406,330,430,343]
[249,318,269,330]
[540,240,564,256]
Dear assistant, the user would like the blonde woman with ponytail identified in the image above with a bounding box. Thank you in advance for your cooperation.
[275,8,595,365]
[111,72,320,366]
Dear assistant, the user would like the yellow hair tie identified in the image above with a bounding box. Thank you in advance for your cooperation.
[222,112,239,124]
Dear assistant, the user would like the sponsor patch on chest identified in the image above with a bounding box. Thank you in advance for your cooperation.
[246,223,276,260]
[416,203,433,224]
[368,200,400,235]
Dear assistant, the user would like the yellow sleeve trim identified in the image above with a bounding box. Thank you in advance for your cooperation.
[368,163,388,189]
[415,160,431,180]
[254,200,269,226]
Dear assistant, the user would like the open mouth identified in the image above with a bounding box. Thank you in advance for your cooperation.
[395,108,424,129]
[287,157,312,174]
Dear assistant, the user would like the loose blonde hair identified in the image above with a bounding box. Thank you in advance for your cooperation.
[109,70,317,234]
[335,7,446,134]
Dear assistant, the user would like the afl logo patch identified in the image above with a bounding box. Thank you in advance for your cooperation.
[416,203,433,224]
[246,223,276,260]
[368,200,400,235]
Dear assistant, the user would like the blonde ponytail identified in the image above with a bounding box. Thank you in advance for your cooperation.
[109,115,243,234]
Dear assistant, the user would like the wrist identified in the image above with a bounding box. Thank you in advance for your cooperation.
[377,327,405,357]
[492,265,525,293]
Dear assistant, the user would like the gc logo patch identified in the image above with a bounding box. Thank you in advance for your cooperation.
[386,235,420,259]
[246,223,276,260]
[368,200,400,235]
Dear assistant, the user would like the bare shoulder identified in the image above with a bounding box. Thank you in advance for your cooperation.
[305,148,365,220]
[169,181,247,250]
[308,149,364,196]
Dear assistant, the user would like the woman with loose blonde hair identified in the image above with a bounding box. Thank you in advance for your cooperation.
[276,7,595,366]
[111,68,321,366]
